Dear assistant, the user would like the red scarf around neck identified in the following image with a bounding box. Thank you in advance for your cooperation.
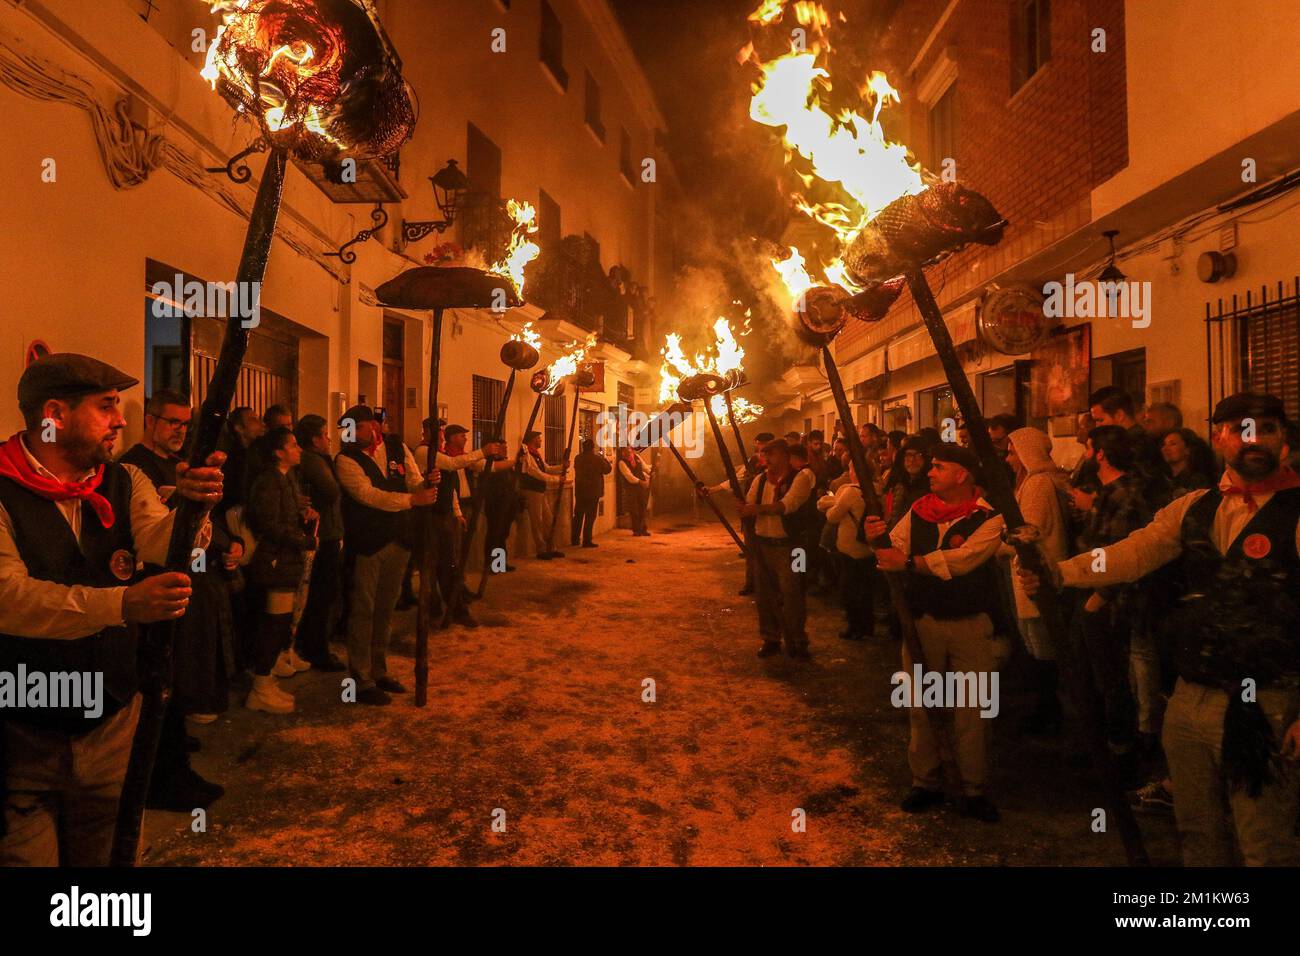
[0,433,116,528]
[1223,467,1300,513]
[911,490,985,525]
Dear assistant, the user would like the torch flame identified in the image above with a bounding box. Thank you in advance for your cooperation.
[544,333,598,394]
[711,394,764,422]
[488,199,541,296]
[745,7,926,303]
[511,321,542,350]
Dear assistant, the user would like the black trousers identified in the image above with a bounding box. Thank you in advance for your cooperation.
[296,538,341,663]
[254,612,293,676]
[836,553,875,637]
[483,490,517,564]
[572,494,600,545]
[1077,603,1137,748]
[626,484,648,534]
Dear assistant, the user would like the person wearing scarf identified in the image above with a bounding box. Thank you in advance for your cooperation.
[866,443,1007,824]
[1019,392,1300,866]
[0,353,223,866]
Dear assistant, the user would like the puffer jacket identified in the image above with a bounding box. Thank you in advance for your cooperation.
[246,467,310,590]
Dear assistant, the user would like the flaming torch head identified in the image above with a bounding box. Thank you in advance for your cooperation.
[202,0,415,163]
[500,339,540,371]
[530,369,559,395]
[677,372,731,403]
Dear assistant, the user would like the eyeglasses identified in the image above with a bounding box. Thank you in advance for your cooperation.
[156,415,190,430]
[902,450,925,460]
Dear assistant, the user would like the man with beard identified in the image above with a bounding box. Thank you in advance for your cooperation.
[1072,425,1155,786]
[119,390,231,811]
[0,354,224,865]
[1020,393,1300,865]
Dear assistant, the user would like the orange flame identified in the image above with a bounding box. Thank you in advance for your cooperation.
[511,321,541,350]
[489,200,541,296]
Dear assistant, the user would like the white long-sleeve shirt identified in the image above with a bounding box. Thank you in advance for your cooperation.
[745,467,816,540]
[888,497,1005,580]
[0,437,210,640]
[618,452,651,486]
[521,449,563,488]
[1058,471,1300,589]
[336,441,429,513]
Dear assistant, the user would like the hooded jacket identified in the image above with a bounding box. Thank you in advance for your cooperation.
[1007,427,1070,619]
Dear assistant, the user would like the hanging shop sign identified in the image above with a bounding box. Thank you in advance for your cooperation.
[978,284,1053,355]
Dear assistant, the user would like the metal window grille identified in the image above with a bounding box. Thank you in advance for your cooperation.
[544,393,566,465]
[1206,276,1300,434]
[472,374,505,449]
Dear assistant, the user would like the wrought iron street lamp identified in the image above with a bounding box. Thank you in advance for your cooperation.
[402,159,470,243]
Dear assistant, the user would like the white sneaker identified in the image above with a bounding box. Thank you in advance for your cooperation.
[272,650,297,678]
[286,647,312,673]
[246,676,293,714]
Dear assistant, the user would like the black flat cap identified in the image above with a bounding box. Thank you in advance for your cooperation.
[18,353,138,407]
[931,442,985,483]
[338,405,376,427]
[443,424,469,439]
[1211,391,1289,425]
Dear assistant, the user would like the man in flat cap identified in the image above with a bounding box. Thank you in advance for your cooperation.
[866,442,1007,823]
[1021,392,1300,865]
[334,405,439,706]
[0,353,225,866]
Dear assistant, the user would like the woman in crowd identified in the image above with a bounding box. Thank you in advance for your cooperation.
[882,436,932,530]
[1159,427,1217,496]
[1005,427,1071,735]
[818,462,873,641]
[245,427,317,714]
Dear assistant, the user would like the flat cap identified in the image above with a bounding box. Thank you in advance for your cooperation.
[338,404,376,427]
[443,424,469,439]
[18,353,138,407]
[931,442,985,483]
[1211,391,1289,425]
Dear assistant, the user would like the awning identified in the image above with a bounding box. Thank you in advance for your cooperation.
[885,299,978,370]
[837,346,887,385]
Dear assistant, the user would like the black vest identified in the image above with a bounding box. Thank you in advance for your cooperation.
[1170,486,1300,687]
[518,450,548,493]
[756,468,819,540]
[338,436,413,555]
[621,454,645,483]
[906,508,1002,621]
[0,463,139,732]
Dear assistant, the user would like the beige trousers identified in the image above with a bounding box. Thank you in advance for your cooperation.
[902,613,997,796]
[2,693,143,866]
[522,489,555,555]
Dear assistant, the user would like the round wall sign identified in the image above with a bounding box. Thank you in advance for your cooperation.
[978,286,1052,355]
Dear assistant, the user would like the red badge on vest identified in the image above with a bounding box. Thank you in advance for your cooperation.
[947,534,967,548]
[1242,533,1271,559]
[109,548,136,581]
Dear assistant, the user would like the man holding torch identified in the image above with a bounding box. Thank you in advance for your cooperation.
[739,438,816,660]
[0,354,225,866]
[518,431,569,560]
[1018,393,1300,865]
[865,444,1006,823]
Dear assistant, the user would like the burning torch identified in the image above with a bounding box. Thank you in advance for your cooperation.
[113,0,415,866]
[461,330,541,571]
[806,179,1149,865]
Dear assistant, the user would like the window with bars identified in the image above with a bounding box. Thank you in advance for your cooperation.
[544,392,566,464]
[1206,278,1300,433]
[471,374,505,449]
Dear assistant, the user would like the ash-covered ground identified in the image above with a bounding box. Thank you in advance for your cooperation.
[142,516,1178,866]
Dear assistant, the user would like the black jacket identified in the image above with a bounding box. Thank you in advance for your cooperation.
[573,450,613,500]
[247,467,310,589]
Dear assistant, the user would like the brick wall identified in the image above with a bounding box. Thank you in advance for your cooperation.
[835,0,1128,359]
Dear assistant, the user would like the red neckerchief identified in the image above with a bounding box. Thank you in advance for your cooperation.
[911,489,985,525]
[0,432,116,528]
[365,431,384,455]
[1223,467,1300,513]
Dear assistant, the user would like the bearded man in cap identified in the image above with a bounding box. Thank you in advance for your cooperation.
[866,443,1007,823]
[1020,392,1300,865]
[0,353,225,866]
